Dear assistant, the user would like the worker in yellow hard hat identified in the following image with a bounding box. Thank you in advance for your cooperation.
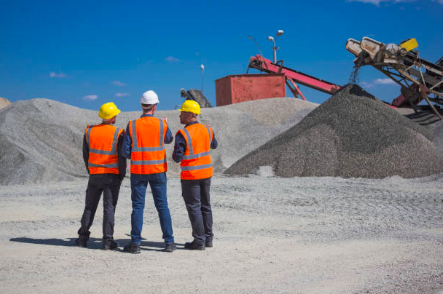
[172,99,218,250]
[76,102,127,250]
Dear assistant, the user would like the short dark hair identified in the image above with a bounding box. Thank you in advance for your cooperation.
[142,104,155,111]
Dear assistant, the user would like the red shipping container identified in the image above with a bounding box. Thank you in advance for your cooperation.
[215,74,286,106]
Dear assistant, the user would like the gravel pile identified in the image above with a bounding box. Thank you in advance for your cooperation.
[225,84,443,178]
[0,97,317,185]
[0,97,11,110]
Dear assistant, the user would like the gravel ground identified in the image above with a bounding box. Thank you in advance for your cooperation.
[0,174,442,294]
[226,85,443,178]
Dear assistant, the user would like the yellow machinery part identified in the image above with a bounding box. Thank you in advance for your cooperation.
[400,38,418,52]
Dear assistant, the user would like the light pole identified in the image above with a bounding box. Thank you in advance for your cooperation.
[200,64,205,94]
[268,30,284,64]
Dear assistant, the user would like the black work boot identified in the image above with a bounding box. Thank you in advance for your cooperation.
[164,243,176,253]
[184,240,205,250]
[205,239,213,248]
[102,239,119,250]
[75,233,90,248]
[124,242,141,254]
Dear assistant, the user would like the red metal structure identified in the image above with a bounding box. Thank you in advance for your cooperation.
[215,74,286,107]
[247,55,341,100]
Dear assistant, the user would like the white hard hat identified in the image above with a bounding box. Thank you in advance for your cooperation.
[140,90,159,105]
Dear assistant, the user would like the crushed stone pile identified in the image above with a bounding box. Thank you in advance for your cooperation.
[225,84,443,179]
[0,97,11,110]
[0,97,317,185]
[397,109,443,158]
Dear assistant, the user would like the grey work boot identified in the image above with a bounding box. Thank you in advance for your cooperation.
[102,239,119,250]
[75,234,89,248]
[164,243,176,253]
[184,240,205,250]
[124,242,141,254]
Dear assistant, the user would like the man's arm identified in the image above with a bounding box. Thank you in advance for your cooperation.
[82,135,90,174]
[172,131,187,163]
[117,131,127,180]
[164,125,173,144]
[121,124,132,159]
[211,131,218,150]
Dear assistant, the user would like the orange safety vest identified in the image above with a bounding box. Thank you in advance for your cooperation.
[129,116,168,174]
[85,124,123,175]
[178,123,213,180]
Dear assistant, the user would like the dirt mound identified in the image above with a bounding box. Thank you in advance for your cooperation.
[225,84,443,178]
[0,97,317,185]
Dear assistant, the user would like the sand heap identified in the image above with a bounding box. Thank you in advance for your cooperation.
[225,84,443,178]
[0,97,11,110]
[0,97,317,185]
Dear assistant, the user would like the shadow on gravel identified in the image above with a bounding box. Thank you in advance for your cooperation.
[10,237,77,247]
[10,237,185,252]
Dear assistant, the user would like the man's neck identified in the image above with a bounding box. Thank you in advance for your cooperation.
[185,119,198,125]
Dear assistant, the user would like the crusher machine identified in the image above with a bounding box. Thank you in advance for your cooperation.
[346,37,443,119]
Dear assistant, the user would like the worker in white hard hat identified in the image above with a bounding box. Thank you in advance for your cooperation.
[172,100,218,250]
[121,90,176,253]
[76,102,127,250]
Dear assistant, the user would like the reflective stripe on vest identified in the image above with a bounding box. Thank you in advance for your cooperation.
[88,162,119,168]
[179,124,213,180]
[85,125,122,174]
[181,163,213,171]
[129,117,168,174]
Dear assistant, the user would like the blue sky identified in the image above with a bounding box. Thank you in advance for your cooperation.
[1,0,442,111]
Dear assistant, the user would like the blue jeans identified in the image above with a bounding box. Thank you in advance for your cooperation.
[130,172,174,244]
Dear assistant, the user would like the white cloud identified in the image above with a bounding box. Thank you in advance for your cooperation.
[374,78,396,85]
[347,0,415,6]
[360,81,374,88]
[165,56,180,63]
[360,78,397,88]
[49,72,67,78]
[83,95,98,101]
[112,81,126,87]
[115,93,130,97]
[348,0,383,5]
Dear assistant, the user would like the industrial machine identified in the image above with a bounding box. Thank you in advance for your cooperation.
[247,55,341,101]
[346,37,443,119]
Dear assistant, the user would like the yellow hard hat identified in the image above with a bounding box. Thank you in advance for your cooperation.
[179,100,201,115]
[99,102,121,119]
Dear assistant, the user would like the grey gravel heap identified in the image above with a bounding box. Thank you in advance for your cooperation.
[0,97,317,185]
[225,84,443,178]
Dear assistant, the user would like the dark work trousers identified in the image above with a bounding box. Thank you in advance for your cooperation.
[181,177,213,244]
[78,174,121,240]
